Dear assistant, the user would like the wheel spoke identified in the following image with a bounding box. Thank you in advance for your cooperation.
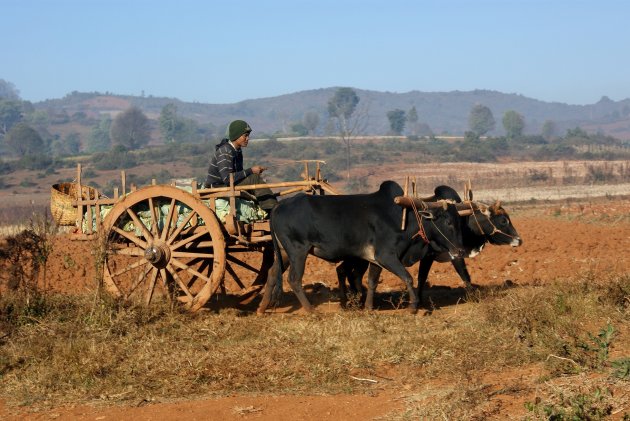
[126,262,154,298]
[126,206,153,241]
[111,226,148,249]
[170,257,213,284]
[225,263,246,289]
[159,268,173,300]
[172,251,215,259]
[110,246,145,257]
[183,259,210,289]
[160,198,178,241]
[170,229,208,251]
[110,257,149,278]
[144,266,160,305]
[226,254,261,273]
[166,207,196,245]
[167,263,193,300]
[148,197,158,236]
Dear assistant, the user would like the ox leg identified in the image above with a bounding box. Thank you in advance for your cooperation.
[365,263,383,310]
[450,258,474,290]
[337,259,369,309]
[286,255,315,313]
[351,260,369,298]
[335,262,349,307]
[417,256,435,306]
[379,258,419,313]
[257,250,289,314]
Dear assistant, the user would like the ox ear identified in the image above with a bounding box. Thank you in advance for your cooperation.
[478,203,491,217]
[489,200,501,213]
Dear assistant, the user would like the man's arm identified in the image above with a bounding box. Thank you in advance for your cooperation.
[216,145,251,185]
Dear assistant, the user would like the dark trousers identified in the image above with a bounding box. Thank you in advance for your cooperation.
[239,173,278,211]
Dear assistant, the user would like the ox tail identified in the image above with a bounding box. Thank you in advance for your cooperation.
[269,215,285,306]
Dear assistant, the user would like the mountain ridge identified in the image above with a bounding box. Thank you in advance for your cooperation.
[33,88,630,139]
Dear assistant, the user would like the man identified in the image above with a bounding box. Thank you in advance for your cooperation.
[204,119,278,211]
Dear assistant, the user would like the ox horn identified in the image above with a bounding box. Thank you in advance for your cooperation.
[457,209,474,216]
[464,179,473,201]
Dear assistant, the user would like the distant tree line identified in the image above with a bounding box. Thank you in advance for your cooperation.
[1,80,629,186]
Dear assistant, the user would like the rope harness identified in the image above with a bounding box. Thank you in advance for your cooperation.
[408,199,461,253]
[467,201,517,240]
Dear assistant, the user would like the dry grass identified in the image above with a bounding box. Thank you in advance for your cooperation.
[0,213,629,418]
[0,272,628,418]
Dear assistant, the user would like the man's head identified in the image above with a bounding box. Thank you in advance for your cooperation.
[228,120,252,142]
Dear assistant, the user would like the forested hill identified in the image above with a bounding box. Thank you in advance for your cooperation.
[35,88,630,139]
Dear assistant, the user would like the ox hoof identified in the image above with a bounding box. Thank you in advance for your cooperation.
[465,283,478,290]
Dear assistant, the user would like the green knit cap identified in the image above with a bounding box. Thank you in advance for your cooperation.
[228,120,252,141]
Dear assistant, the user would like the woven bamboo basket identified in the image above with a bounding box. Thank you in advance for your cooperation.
[50,182,100,226]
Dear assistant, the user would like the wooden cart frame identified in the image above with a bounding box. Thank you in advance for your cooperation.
[61,161,337,311]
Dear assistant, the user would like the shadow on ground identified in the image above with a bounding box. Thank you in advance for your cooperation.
[203,281,518,315]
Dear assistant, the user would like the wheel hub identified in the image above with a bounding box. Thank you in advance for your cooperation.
[144,241,171,268]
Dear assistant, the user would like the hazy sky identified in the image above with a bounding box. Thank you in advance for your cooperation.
[3,0,629,105]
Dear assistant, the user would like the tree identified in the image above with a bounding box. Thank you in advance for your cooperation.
[0,99,23,138]
[328,87,365,180]
[303,111,320,135]
[386,109,406,135]
[328,88,359,122]
[86,117,112,153]
[541,119,557,140]
[110,106,151,149]
[290,122,308,136]
[407,106,419,136]
[4,122,45,157]
[52,133,80,157]
[178,118,201,143]
[502,110,525,138]
[417,123,433,137]
[159,103,183,143]
[468,104,495,136]
[64,132,81,155]
[0,79,20,100]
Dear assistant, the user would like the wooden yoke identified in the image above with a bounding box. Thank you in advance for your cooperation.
[395,195,485,217]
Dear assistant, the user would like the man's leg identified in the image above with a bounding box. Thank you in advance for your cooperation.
[239,173,278,211]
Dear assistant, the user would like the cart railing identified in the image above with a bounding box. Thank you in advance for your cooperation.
[59,161,338,244]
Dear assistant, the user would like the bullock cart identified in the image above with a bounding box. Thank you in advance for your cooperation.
[50,162,337,311]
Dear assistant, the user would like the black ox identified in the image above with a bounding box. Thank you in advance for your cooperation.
[256,180,466,314]
[337,185,523,306]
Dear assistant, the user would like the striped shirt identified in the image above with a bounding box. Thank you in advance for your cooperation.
[204,138,252,188]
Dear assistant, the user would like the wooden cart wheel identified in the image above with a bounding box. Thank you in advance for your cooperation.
[220,244,274,304]
[102,185,226,311]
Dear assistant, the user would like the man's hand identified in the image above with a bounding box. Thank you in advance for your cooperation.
[251,165,267,174]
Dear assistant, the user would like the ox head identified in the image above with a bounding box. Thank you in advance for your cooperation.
[455,200,523,247]
[413,200,466,259]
